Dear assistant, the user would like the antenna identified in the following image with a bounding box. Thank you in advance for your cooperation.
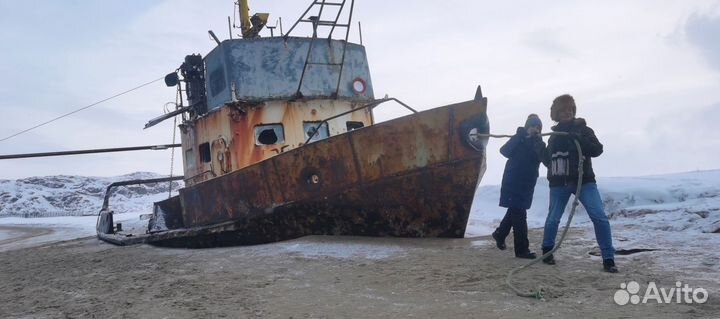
[266,18,284,37]
[228,16,233,39]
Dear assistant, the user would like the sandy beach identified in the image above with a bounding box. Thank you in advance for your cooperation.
[1,226,717,319]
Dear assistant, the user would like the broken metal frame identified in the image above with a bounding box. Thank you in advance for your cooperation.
[304,97,417,144]
[99,176,186,213]
[96,176,185,235]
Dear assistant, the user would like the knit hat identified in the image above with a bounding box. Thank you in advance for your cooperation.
[525,113,542,129]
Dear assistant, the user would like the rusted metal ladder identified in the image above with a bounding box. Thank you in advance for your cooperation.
[284,0,355,99]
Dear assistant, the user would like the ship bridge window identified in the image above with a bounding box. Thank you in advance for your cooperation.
[346,121,364,131]
[255,124,285,145]
[199,143,211,163]
[304,122,329,142]
[185,149,196,167]
[208,67,226,98]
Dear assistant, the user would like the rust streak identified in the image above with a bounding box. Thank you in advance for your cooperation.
[347,133,364,185]
[269,156,287,203]
[448,107,455,161]
[260,161,277,206]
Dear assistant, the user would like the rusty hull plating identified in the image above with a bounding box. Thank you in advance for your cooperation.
[98,98,488,247]
[181,100,373,186]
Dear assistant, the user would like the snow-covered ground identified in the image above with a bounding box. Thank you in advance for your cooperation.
[0,212,146,252]
[0,172,180,251]
[0,170,719,254]
[466,169,720,237]
[467,169,720,285]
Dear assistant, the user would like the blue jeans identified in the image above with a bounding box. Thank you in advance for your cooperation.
[542,183,615,260]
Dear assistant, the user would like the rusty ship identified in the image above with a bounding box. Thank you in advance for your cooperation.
[95,0,490,247]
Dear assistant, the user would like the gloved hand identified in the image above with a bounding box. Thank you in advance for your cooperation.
[526,126,541,137]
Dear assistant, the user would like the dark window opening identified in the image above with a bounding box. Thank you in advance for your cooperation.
[346,121,364,131]
[255,124,285,145]
[199,143,211,163]
[258,129,278,144]
[209,67,226,98]
[303,122,329,142]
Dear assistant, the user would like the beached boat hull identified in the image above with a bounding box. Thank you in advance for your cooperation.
[97,97,488,247]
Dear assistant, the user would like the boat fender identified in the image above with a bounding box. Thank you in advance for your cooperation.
[459,113,489,151]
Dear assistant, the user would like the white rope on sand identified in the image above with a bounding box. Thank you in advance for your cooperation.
[474,132,584,299]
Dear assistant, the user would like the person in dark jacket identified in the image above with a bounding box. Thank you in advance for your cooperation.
[541,94,618,273]
[492,114,546,259]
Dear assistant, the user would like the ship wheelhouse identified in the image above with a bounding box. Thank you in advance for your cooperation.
[179,37,376,186]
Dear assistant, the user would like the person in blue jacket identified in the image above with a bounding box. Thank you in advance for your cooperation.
[540,94,618,273]
[492,114,546,259]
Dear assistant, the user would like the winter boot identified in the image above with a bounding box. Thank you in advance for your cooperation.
[603,259,619,273]
[492,231,506,250]
[542,246,556,265]
[515,251,537,259]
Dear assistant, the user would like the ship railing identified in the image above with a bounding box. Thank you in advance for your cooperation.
[96,176,185,234]
[304,97,417,144]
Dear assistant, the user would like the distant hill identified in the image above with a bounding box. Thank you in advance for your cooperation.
[0,172,182,217]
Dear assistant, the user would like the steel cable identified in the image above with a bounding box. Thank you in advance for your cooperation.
[0,76,165,143]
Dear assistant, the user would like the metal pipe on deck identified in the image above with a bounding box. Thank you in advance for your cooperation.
[0,144,182,160]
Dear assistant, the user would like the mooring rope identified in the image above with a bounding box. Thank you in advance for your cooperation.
[168,114,178,199]
[475,131,584,299]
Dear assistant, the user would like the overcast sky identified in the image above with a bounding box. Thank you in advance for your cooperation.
[0,0,719,184]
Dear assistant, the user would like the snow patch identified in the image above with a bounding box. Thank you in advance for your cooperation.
[275,241,405,260]
[0,212,147,251]
[467,170,720,237]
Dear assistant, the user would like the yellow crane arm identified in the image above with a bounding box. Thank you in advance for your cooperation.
[240,0,251,35]
[239,0,269,39]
